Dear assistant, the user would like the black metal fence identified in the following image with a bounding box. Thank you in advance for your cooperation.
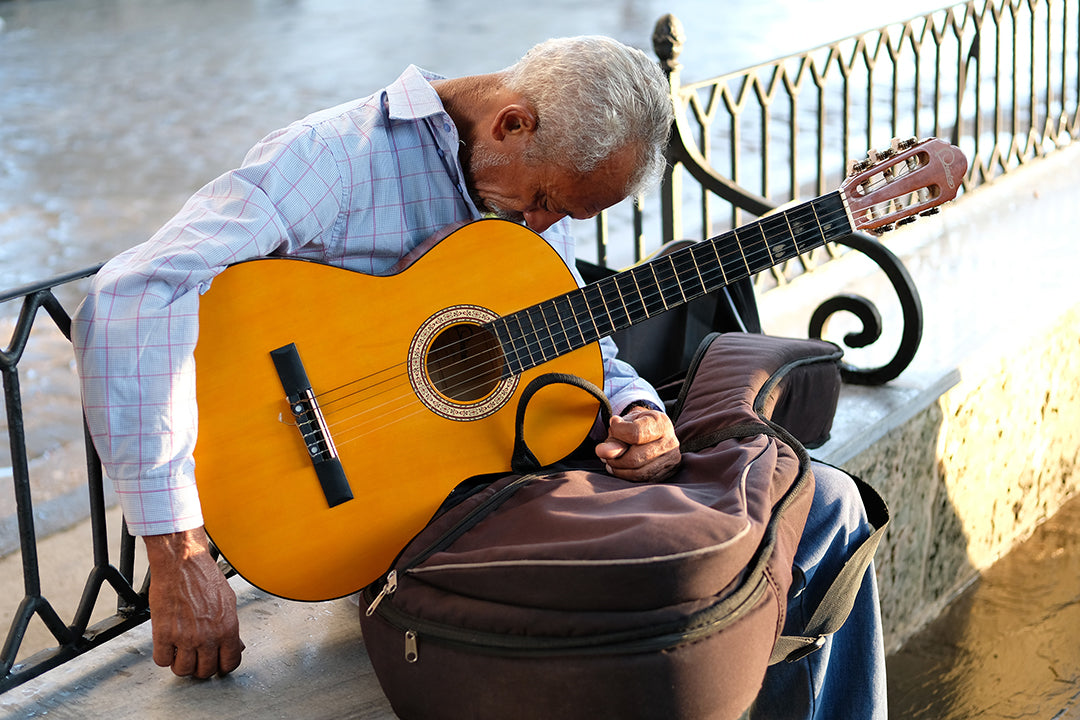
[2,0,1078,692]
[0,266,150,692]
[589,0,1078,271]
[577,0,1077,384]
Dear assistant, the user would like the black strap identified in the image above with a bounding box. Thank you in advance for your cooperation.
[769,472,890,664]
[510,373,612,474]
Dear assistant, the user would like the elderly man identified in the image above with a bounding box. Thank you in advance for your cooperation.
[73,34,884,720]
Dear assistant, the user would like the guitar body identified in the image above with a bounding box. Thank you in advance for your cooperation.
[194,220,603,601]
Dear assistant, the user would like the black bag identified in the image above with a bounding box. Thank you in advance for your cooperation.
[359,333,849,720]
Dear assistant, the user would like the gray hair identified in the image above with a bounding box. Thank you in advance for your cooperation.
[503,36,673,196]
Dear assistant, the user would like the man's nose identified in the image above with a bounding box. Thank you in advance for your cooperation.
[523,209,565,234]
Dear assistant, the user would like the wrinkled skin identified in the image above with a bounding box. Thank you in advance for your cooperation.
[595,406,681,483]
[144,527,245,678]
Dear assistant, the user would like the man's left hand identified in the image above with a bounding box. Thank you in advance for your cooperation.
[594,406,681,483]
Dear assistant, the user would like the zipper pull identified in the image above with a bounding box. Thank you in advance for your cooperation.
[365,570,398,617]
[404,630,419,663]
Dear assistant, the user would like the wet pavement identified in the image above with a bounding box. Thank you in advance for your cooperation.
[887,493,1080,719]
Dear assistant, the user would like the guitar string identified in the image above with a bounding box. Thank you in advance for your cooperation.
[301,197,899,453]
[302,190,916,454]
[310,164,917,415]
[296,172,927,450]
[304,202,859,452]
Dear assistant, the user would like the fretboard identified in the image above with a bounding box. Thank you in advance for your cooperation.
[491,191,852,375]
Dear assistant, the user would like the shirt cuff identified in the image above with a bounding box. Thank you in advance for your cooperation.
[621,399,663,415]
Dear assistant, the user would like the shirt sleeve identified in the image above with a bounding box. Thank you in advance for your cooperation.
[71,124,344,535]
[540,221,664,415]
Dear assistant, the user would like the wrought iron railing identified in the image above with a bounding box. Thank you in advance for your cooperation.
[583,0,1078,383]
[0,266,151,693]
[2,0,1078,692]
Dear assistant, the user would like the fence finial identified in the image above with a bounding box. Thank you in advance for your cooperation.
[652,14,685,77]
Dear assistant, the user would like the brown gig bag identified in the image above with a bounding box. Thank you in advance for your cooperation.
[359,332,843,720]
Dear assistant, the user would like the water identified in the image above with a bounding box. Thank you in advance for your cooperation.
[0,0,947,296]
[888,492,1080,719]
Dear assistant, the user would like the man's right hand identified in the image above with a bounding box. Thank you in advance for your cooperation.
[143,527,245,679]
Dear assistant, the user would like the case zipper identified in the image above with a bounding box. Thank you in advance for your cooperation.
[363,463,773,661]
[369,564,770,660]
[365,569,398,617]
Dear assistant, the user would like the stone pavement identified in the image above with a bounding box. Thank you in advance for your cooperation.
[0,506,396,720]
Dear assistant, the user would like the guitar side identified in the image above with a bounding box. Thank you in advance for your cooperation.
[193,221,603,601]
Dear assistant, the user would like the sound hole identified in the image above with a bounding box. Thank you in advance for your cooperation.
[425,323,504,403]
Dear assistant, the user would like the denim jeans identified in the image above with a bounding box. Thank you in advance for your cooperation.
[750,461,889,720]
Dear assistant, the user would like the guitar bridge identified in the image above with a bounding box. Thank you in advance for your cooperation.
[270,343,353,508]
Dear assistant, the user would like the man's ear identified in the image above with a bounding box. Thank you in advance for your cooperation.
[490,104,538,142]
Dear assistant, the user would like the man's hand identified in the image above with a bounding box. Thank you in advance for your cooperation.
[594,406,681,483]
[143,527,244,679]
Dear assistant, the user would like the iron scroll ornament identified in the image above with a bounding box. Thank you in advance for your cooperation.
[807,231,923,386]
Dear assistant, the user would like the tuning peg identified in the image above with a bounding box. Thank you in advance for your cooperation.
[897,216,918,226]
[848,157,873,174]
[919,207,941,217]
[891,137,919,151]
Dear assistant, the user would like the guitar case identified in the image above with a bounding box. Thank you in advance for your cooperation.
[359,332,852,720]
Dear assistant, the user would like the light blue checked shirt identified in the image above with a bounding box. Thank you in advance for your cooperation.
[72,65,661,536]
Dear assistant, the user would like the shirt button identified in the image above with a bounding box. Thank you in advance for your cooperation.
[443,122,452,132]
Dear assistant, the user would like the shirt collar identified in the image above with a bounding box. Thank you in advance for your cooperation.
[385,65,448,121]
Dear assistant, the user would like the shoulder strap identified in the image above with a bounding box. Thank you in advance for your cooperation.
[768,472,890,664]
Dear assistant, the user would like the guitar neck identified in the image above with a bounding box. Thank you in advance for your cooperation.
[491,191,853,375]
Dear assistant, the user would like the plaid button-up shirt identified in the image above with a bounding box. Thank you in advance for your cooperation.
[72,65,661,535]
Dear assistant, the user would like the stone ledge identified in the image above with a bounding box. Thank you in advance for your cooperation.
[1,568,396,720]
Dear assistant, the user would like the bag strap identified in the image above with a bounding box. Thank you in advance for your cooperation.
[510,373,612,474]
[768,472,891,664]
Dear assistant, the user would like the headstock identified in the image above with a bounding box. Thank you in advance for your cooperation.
[842,137,967,234]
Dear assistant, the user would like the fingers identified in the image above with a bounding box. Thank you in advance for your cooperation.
[596,409,681,483]
[155,638,246,679]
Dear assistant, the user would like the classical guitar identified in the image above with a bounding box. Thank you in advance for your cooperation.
[194,137,966,601]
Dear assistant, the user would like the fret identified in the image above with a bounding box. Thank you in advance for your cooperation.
[752,214,786,275]
[761,220,777,267]
[523,305,558,362]
[596,276,631,331]
[815,192,853,240]
[647,256,679,309]
[627,267,654,320]
[490,318,525,376]
[568,289,601,346]
[708,241,730,289]
[784,203,822,261]
[507,312,537,367]
[602,275,631,329]
[612,271,646,328]
[731,227,754,278]
[693,241,725,291]
[682,245,710,299]
[538,299,572,357]
[646,263,669,312]
[551,294,586,350]
[581,283,616,338]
